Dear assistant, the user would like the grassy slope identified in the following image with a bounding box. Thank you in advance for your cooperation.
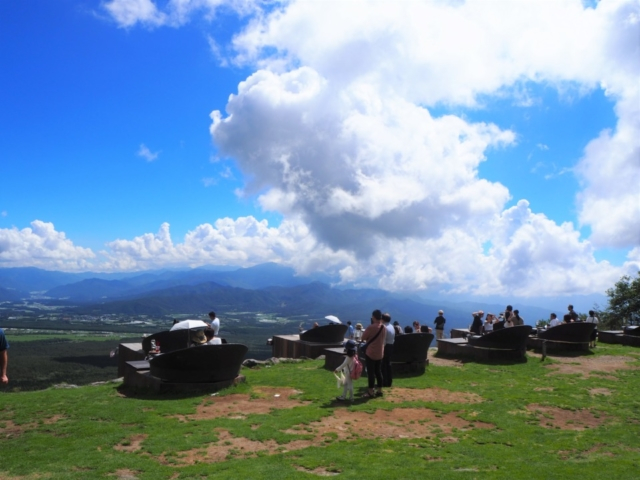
[1,344,639,479]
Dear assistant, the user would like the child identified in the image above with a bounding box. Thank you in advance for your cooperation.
[334,340,357,402]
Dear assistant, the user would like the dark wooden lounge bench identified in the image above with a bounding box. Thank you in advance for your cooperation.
[391,333,434,363]
[299,324,348,343]
[468,325,532,350]
[437,326,532,361]
[527,322,596,352]
[149,344,248,383]
[142,329,191,354]
[599,326,640,347]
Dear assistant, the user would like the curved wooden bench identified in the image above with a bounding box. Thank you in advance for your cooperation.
[142,330,191,354]
[299,324,348,343]
[390,333,434,363]
[468,325,532,350]
[536,323,596,343]
[149,344,248,383]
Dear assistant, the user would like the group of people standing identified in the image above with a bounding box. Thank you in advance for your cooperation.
[337,309,444,401]
[336,309,390,400]
[469,305,525,335]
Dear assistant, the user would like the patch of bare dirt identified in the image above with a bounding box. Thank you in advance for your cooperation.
[156,407,494,466]
[429,352,464,367]
[558,444,616,460]
[109,469,140,479]
[284,408,493,442]
[0,415,65,439]
[158,429,315,465]
[173,387,310,421]
[385,387,482,404]
[526,404,608,430]
[533,387,554,392]
[114,434,148,452]
[294,465,341,476]
[589,388,612,396]
[544,355,638,378]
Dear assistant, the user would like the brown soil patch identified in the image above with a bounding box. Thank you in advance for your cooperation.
[294,465,341,476]
[114,434,148,452]
[558,444,616,460]
[0,415,65,439]
[284,408,493,442]
[111,470,140,480]
[385,387,482,404]
[589,388,612,396]
[159,429,315,465]
[526,404,608,430]
[174,387,309,421]
[157,407,494,465]
[544,355,638,378]
[429,352,464,367]
[533,387,554,392]
[0,420,25,439]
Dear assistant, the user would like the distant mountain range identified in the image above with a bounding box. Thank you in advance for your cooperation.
[0,264,560,330]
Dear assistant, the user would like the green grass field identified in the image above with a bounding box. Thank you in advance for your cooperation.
[1,343,639,479]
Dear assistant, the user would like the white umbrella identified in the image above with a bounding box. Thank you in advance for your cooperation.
[324,315,342,324]
[170,319,209,331]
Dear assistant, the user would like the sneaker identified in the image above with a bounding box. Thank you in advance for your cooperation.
[335,396,346,401]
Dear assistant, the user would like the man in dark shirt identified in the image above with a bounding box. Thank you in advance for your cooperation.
[434,310,446,339]
[567,305,579,322]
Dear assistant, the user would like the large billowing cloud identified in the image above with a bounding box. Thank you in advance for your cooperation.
[206,0,640,293]
[18,0,630,297]
[0,221,95,271]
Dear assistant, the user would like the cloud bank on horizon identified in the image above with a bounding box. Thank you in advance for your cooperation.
[1,0,639,298]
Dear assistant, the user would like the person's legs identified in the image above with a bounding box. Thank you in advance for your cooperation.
[373,359,383,395]
[382,344,393,387]
[436,329,443,340]
[365,356,376,395]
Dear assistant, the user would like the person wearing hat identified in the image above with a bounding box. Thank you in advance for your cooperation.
[470,311,484,335]
[334,340,357,402]
[434,310,446,340]
[354,323,364,342]
[190,330,207,347]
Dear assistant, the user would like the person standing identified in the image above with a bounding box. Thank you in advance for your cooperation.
[334,341,358,402]
[381,313,395,388]
[362,309,386,398]
[208,311,220,335]
[434,310,446,340]
[567,305,579,322]
[470,311,484,335]
[347,321,355,340]
[512,309,524,326]
[1,327,9,385]
[504,305,513,323]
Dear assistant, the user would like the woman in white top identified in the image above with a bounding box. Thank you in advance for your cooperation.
[483,314,494,334]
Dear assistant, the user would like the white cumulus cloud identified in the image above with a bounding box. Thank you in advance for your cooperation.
[0,221,95,271]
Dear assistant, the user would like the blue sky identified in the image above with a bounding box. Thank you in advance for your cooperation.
[1,0,638,300]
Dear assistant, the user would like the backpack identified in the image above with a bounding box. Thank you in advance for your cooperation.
[350,355,363,380]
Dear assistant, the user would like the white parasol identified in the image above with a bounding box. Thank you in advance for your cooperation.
[170,319,209,331]
[324,315,342,324]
